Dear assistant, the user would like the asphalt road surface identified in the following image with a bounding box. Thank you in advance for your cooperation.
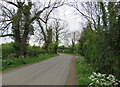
[2,54,73,85]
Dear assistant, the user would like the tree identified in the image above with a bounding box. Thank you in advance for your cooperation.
[34,18,67,54]
[63,30,80,53]
[52,19,66,54]
[0,0,65,57]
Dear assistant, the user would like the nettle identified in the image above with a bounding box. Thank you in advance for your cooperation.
[88,72,120,87]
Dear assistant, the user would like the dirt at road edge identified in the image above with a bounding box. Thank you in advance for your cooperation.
[65,56,78,85]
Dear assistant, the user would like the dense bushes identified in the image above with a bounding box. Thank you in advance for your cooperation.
[77,26,120,79]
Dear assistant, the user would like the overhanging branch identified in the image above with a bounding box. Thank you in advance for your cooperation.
[7,2,18,8]
[0,34,14,37]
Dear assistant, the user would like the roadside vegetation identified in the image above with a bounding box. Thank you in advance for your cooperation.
[1,42,59,71]
[2,54,58,71]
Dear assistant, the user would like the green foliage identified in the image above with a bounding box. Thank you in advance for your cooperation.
[13,41,21,57]
[2,54,59,71]
[63,47,71,53]
[48,43,58,54]
[0,45,2,59]
[78,24,120,79]
[27,45,45,57]
[2,43,14,59]
[58,45,65,53]
[2,43,47,59]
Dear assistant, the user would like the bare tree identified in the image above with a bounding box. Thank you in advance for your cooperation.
[52,19,67,54]
[67,1,102,32]
[63,30,80,48]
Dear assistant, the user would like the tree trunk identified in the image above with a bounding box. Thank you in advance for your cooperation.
[21,23,29,58]
[12,9,22,58]
[100,2,107,29]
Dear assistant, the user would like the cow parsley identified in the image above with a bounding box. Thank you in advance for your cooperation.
[88,72,120,87]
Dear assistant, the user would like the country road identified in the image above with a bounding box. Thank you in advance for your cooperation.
[2,54,74,85]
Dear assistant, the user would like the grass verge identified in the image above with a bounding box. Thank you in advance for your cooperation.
[2,54,59,71]
[76,56,93,86]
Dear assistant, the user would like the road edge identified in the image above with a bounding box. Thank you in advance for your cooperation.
[65,55,78,85]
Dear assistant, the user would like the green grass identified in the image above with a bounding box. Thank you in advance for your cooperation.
[2,54,59,71]
[76,56,93,86]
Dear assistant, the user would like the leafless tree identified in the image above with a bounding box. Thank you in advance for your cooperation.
[63,30,80,47]
[67,1,102,32]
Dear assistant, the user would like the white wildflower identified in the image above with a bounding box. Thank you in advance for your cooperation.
[93,72,97,76]
[108,74,115,78]
[89,75,94,79]
[96,80,99,83]
[89,83,93,86]
[89,72,120,86]
[114,83,118,86]
[98,73,101,77]
[102,74,106,77]
[101,79,105,82]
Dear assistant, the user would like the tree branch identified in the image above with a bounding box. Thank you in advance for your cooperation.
[2,5,13,16]
[1,22,12,30]
[0,20,11,23]
[67,2,97,30]
[37,19,47,42]
[31,6,50,22]
[0,34,14,37]
[2,9,11,18]
[7,2,18,8]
